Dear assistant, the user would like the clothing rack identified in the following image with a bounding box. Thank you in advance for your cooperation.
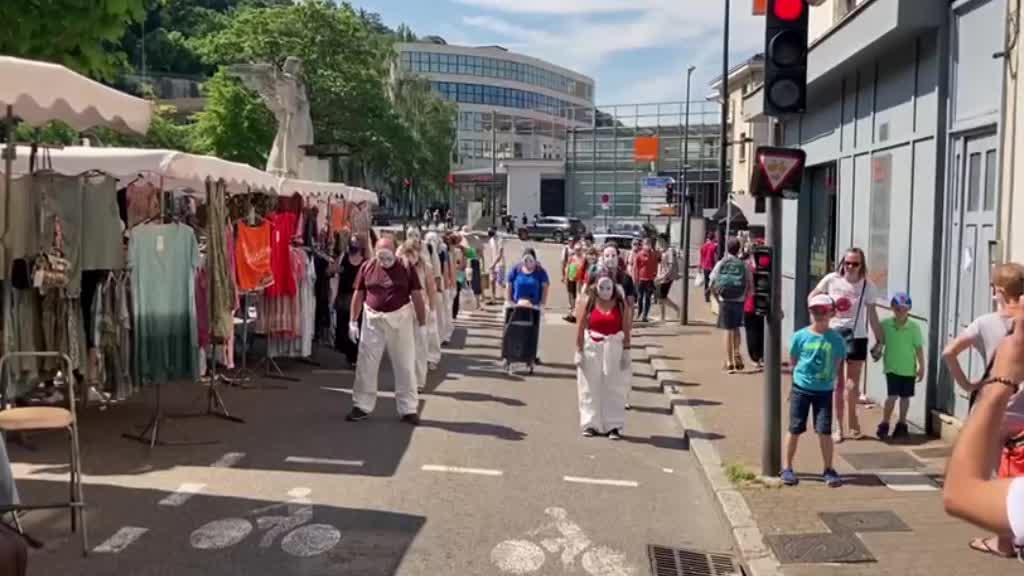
[123,181,220,447]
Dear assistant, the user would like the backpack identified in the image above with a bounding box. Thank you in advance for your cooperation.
[663,247,680,282]
[715,257,747,300]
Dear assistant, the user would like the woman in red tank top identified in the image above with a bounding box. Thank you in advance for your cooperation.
[574,265,632,440]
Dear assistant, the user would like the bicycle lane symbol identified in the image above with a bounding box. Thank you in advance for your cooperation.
[490,507,635,575]
[189,487,342,558]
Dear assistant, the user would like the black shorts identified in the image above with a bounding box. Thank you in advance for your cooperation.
[657,281,673,299]
[470,260,483,295]
[886,373,916,398]
[789,386,833,435]
[846,337,868,362]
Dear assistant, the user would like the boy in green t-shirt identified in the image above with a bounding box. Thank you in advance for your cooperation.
[874,292,925,441]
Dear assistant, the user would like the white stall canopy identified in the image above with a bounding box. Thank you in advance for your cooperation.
[278,177,378,205]
[1,146,279,195]
[0,56,153,135]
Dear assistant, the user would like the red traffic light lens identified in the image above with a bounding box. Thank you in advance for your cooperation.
[758,255,771,268]
[773,0,804,20]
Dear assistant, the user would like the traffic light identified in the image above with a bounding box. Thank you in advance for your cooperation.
[665,181,675,205]
[752,245,774,316]
[764,0,809,116]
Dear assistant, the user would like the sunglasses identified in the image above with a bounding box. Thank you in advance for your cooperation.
[844,261,862,268]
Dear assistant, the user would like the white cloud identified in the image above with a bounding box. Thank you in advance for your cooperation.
[458,0,766,103]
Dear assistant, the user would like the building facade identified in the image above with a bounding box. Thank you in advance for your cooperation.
[749,0,1007,432]
[395,39,595,224]
[711,54,772,235]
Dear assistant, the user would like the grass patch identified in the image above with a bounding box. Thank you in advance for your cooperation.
[724,462,758,485]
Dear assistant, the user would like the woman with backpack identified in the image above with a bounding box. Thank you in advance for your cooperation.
[574,264,633,439]
[810,247,884,443]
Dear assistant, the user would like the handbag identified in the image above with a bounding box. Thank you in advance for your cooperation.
[1000,433,1024,478]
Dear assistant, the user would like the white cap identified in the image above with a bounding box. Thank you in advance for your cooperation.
[807,294,834,310]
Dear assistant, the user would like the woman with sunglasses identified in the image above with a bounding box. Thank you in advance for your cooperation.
[810,247,885,442]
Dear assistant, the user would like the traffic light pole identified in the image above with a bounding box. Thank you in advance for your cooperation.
[762,195,783,477]
[680,66,694,326]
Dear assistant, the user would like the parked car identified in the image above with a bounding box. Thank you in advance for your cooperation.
[592,233,638,251]
[517,216,586,243]
[608,221,658,240]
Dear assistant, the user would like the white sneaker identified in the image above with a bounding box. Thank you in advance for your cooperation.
[832,430,844,444]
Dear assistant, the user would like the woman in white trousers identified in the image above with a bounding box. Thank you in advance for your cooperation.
[400,239,436,392]
[574,265,632,439]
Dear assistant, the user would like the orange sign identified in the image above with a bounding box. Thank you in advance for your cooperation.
[634,137,660,162]
[753,0,767,15]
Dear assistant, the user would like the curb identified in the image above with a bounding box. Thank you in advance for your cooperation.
[644,344,784,576]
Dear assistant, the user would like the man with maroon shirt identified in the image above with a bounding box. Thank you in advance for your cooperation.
[347,236,428,424]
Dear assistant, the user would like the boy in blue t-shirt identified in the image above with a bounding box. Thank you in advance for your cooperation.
[782,294,848,487]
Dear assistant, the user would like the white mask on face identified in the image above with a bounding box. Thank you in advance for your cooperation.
[597,278,615,300]
[377,249,396,268]
[602,255,619,269]
[523,256,537,270]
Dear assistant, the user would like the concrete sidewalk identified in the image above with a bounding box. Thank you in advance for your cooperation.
[633,292,1011,576]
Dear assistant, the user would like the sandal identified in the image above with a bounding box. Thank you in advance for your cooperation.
[969,537,1016,558]
[848,429,865,440]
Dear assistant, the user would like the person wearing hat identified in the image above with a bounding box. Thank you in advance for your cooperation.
[874,292,924,442]
[782,293,848,488]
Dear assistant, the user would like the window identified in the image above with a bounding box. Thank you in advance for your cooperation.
[868,153,892,292]
[984,150,997,211]
[967,152,981,212]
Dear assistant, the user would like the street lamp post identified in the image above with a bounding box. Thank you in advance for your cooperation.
[718,0,730,257]
[680,65,695,326]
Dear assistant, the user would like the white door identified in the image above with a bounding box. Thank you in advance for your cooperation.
[944,133,999,420]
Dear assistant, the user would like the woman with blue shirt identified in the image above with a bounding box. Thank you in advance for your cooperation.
[506,248,550,363]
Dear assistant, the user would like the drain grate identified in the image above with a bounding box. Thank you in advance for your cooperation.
[647,545,743,576]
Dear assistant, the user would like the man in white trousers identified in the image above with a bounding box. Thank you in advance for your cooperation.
[347,236,428,424]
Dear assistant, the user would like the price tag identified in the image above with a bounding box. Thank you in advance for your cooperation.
[156,235,165,253]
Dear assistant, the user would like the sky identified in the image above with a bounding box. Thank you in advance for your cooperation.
[351,0,766,106]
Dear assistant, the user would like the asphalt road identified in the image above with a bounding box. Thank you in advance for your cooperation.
[13,239,732,576]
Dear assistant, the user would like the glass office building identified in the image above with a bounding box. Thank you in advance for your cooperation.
[566,102,731,220]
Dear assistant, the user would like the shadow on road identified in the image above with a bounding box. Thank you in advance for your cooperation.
[418,419,528,441]
[16,479,425,576]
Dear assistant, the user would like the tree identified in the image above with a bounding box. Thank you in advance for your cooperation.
[194,1,399,175]
[0,0,146,80]
[191,71,276,168]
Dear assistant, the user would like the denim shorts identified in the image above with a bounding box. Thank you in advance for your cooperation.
[789,386,833,435]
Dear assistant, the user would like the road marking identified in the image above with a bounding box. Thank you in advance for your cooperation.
[422,464,504,476]
[321,386,395,398]
[191,518,252,550]
[563,476,639,488]
[492,539,546,573]
[210,452,245,468]
[94,527,148,553]
[285,456,365,467]
[281,524,342,558]
[159,483,206,506]
[662,468,674,474]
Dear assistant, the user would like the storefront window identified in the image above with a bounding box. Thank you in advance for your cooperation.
[868,154,892,293]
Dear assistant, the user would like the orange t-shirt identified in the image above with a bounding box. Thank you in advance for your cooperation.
[235,221,273,292]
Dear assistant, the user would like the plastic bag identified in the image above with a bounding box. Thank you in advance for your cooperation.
[694,274,705,287]
[460,288,478,312]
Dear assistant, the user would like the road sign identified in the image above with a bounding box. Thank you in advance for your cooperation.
[750,147,806,199]
[640,176,674,216]
[600,193,610,210]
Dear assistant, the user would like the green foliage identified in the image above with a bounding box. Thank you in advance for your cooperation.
[0,0,146,80]
[191,71,275,168]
